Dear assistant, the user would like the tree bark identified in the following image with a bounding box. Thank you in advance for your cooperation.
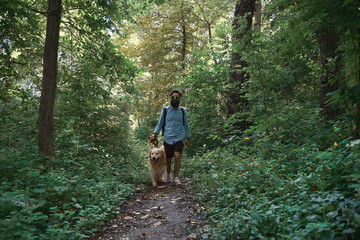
[356,25,360,136]
[319,27,344,120]
[38,0,62,162]
[227,0,256,131]
[254,0,261,29]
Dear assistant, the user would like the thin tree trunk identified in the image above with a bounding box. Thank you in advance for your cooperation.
[181,23,186,71]
[254,0,261,29]
[356,25,360,136]
[227,0,256,131]
[38,0,62,162]
[319,27,344,119]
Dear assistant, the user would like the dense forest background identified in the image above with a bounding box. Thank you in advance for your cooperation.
[1,0,360,239]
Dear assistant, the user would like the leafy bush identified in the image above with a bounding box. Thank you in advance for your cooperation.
[0,140,148,239]
[183,138,360,239]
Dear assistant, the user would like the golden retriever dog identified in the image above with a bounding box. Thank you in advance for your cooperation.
[148,146,166,187]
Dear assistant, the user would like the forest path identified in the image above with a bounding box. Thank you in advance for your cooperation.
[95,179,206,240]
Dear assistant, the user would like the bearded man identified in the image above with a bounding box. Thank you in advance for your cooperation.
[150,90,190,185]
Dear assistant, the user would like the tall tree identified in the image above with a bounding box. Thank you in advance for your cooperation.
[227,0,256,131]
[319,27,344,119]
[254,0,261,28]
[119,0,197,117]
[355,0,360,135]
[38,0,62,161]
[191,0,233,63]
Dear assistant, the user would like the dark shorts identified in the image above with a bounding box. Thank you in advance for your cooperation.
[164,141,184,158]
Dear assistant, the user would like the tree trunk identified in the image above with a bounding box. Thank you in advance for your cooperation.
[181,23,186,71]
[227,0,256,131]
[254,0,262,29]
[356,25,360,136]
[319,27,344,120]
[38,0,62,162]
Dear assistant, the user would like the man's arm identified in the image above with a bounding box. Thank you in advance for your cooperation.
[150,108,165,140]
[184,109,190,148]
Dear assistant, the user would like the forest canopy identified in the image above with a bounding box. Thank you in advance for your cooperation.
[1,0,359,239]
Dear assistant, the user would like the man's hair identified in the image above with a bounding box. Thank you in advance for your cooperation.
[169,89,182,97]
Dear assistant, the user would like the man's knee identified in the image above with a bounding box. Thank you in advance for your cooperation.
[174,152,181,159]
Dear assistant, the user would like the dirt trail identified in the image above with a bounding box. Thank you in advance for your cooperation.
[95,179,206,240]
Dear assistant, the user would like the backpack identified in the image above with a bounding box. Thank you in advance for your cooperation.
[162,107,185,136]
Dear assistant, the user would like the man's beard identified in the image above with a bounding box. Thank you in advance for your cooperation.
[171,100,180,107]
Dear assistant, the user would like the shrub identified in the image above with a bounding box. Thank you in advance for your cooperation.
[183,140,360,239]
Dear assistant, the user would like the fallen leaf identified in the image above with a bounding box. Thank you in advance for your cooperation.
[157,205,162,210]
[160,194,167,198]
[140,214,149,220]
[145,209,151,212]
[187,233,197,239]
[186,219,196,224]
[142,193,149,199]
[173,230,180,237]
[157,185,165,189]
[124,216,133,220]
[153,221,162,227]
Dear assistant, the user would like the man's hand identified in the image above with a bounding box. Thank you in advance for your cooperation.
[185,138,190,148]
[150,133,157,141]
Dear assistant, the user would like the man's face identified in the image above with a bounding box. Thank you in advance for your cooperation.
[170,92,181,107]
[170,93,181,102]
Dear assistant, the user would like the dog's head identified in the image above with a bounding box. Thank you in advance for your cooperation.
[149,148,165,163]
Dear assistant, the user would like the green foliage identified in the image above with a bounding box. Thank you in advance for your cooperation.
[183,136,360,239]
[1,0,360,239]
[0,140,148,239]
[134,113,159,141]
[0,0,151,239]
[178,31,231,155]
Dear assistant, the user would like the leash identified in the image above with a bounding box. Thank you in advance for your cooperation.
[149,138,159,148]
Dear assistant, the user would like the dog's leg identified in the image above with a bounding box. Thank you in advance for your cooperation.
[151,174,158,187]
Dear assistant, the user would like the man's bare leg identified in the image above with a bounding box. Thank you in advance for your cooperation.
[174,152,181,178]
[166,158,172,175]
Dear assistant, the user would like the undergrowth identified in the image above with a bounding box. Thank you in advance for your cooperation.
[183,134,360,239]
[0,139,149,239]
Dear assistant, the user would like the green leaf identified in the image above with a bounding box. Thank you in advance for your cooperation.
[343,0,355,6]
[343,228,356,234]
[318,229,334,240]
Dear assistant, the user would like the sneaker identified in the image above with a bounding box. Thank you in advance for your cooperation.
[174,177,181,185]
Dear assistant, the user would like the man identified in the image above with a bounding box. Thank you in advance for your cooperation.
[150,90,190,185]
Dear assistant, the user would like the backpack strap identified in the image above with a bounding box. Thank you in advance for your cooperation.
[181,107,184,125]
[161,107,167,136]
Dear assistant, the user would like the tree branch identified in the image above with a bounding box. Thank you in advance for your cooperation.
[31,8,48,17]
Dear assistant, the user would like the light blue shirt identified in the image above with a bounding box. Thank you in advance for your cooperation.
[154,106,190,144]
